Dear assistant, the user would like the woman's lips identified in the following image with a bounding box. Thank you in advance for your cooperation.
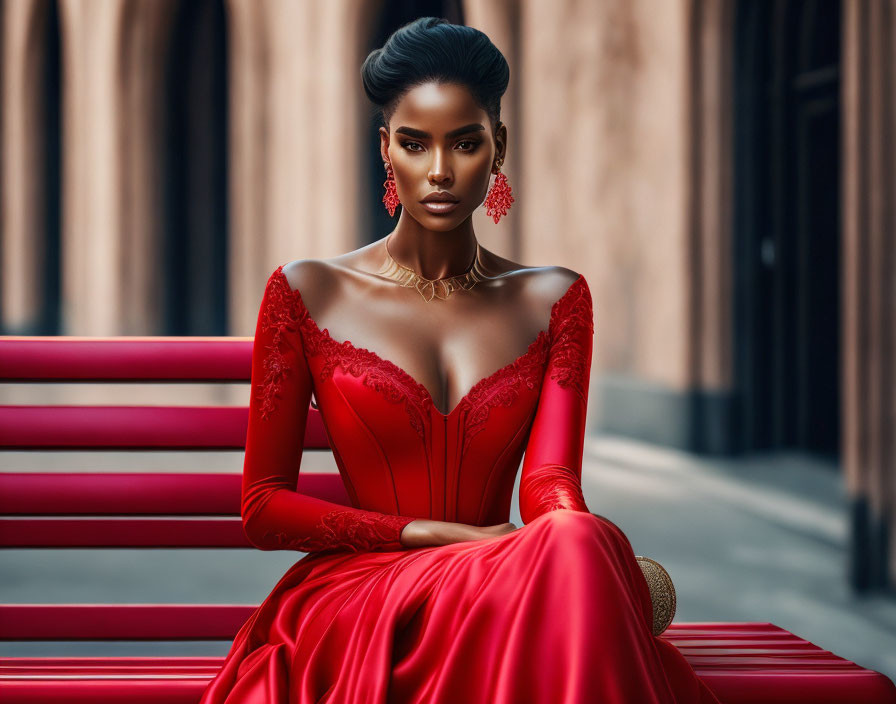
[420,200,459,214]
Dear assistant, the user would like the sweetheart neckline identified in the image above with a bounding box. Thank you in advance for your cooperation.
[272,267,584,418]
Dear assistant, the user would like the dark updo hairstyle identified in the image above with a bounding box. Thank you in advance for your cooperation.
[361,17,510,131]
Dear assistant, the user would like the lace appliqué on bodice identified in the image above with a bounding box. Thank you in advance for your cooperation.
[455,275,592,453]
[261,267,433,436]
[456,334,550,454]
[301,325,433,440]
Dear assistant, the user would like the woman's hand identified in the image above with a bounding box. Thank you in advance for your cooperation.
[399,518,518,548]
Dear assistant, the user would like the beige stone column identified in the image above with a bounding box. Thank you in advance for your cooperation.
[57,0,126,334]
[517,0,695,436]
[1,0,54,332]
[226,0,380,335]
[57,0,177,335]
[841,0,896,591]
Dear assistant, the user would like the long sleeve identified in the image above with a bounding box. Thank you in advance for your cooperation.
[518,275,594,524]
[240,269,417,554]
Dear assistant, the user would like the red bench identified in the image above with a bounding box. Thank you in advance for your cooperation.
[2,336,895,704]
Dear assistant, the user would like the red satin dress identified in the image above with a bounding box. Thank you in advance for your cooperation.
[199,265,722,704]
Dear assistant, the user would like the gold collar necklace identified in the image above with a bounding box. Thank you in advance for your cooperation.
[376,234,492,302]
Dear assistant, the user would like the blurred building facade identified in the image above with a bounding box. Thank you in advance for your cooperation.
[1,0,894,592]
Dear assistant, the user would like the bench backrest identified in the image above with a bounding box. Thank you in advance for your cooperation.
[0,336,347,641]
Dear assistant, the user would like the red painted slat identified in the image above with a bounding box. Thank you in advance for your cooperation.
[0,518,251,548]
[0,472,349,515]
[0,405,328,449]
[0,679,210,704]
[0,337,252,381]
[0,605,257,640]
[695,670,896,704]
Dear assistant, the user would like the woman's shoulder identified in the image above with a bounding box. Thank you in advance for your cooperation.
[278,239,392,295]
[277,258,334,294]
[503,265,585,308]
[475,244,581,295]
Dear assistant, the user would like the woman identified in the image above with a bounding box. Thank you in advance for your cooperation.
[200,17,721,704]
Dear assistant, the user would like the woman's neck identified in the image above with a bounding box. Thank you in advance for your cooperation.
[388,214,478,280]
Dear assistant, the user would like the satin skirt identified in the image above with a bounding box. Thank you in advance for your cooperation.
[199,509,721,704]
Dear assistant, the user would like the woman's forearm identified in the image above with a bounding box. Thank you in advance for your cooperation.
[400,518,518,548]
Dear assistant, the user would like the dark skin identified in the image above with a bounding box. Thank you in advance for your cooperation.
[282,80,581,549]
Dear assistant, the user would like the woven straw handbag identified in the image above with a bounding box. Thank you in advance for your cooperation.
[635,555,677,636]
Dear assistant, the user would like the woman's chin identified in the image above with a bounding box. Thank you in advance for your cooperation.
[410,207,470,229]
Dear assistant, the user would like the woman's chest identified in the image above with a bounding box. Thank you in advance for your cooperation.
[298,316,550,447]
[297,299,551,418]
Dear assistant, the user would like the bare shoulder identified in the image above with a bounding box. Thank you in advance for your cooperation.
[279,258,339,297]
[512,265,584,306]
[280,239,386,295]
[479,246,581,297]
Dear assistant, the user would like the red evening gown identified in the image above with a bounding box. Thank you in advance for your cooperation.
[199,264,722,704]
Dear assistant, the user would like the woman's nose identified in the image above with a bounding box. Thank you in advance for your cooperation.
[428,149,452,184]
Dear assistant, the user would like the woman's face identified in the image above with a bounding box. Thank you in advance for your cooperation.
[379,81,506,230]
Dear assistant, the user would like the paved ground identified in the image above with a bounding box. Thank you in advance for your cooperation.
[3,434,895,686]
[581,435,896,686]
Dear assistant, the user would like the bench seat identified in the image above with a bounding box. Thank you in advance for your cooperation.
[2,337,895,703]
[3,622,895,703]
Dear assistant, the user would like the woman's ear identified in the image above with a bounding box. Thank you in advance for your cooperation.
[379,126,391,164]
[494,121,508,171]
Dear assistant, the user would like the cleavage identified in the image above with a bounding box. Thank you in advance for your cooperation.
[310,314,542,416]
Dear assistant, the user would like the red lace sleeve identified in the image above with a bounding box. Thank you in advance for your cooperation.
[240,268,417,554]
[518,274,594,524]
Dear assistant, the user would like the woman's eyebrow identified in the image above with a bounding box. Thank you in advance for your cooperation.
[395,124,485,139]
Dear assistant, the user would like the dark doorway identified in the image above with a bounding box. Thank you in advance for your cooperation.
[360,2,465,246]
[162,0,229,335]
[733,0,841,459]
[1,0,63,336]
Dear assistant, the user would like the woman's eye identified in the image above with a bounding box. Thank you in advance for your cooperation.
[400,140,480,152]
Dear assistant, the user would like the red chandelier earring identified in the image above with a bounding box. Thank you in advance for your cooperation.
[383,162,400,217]
[484,158,514,224]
